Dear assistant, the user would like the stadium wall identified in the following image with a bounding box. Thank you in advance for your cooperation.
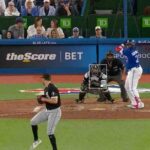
[0,38,149,74]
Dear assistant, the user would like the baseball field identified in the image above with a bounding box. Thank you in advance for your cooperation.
[0,74,150,150]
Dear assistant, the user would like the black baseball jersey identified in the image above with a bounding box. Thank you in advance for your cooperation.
[100,58,124,76]
[44,83,61,110]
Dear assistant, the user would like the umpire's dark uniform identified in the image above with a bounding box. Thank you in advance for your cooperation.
[100,52,128,102]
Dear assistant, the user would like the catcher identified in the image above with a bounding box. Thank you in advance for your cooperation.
[75,64,114,103]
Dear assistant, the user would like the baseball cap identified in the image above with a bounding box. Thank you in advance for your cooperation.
[73,27,79,32]
[15,17,24,24]
[95,26,101,30]
[44,0,50,2]
[41,74,51,80]
[106,51,114,56]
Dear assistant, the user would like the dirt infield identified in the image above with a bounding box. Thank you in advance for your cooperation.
[0,98,150,119]
[0,74,149,119]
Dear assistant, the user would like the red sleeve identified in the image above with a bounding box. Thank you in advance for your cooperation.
[115,45,124,52]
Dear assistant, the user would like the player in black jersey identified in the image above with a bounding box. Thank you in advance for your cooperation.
[30,74,61,150]
[75,64,114,103]
[100,51,128,102]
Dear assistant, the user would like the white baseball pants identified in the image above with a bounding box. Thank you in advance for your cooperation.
[125,66,144,106]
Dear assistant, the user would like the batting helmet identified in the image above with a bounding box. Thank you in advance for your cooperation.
[124,39,135,46]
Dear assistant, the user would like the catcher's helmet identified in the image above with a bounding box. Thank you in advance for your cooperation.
[90,64,100,75]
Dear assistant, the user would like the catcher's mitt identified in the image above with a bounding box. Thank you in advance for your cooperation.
[37,95,46,104]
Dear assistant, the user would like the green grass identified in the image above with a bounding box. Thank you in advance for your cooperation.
[0,83,80,100]
[1,119,150,150]
[0,83,42,100]
[0,83,149,100]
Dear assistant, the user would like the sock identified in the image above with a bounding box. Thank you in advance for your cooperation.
[98,90,106,100]
[49,134,57,150]
[32,125,38,141]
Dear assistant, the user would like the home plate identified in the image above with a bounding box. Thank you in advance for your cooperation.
[89,108,106,111]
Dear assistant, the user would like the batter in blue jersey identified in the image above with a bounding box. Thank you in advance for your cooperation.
[115,40,144,109]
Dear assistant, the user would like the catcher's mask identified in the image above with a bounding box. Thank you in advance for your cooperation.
[90,65,100,75]
[106,51,114,61]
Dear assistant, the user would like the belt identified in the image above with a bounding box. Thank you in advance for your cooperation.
[128,65,140,71]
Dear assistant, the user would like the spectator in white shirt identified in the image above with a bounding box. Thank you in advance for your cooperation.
[39,0,56,16]
[0,0,6,16]
[29,26,47,38]
[27,17,46,38]
[47,19,65,38]
[4,1,20,16]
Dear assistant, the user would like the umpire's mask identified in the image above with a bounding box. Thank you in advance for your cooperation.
[106,51,114,62]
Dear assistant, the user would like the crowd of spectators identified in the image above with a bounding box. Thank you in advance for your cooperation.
[0,17,107,39]
[0,0,83,16]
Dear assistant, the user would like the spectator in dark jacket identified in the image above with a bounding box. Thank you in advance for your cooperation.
[35,0,44,6]
[56,0,72,16]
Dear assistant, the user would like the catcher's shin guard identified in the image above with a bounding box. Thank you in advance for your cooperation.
[79,92,86,100]
[75,92,86,103]
[97,90,107,102]
[104,91,114,103]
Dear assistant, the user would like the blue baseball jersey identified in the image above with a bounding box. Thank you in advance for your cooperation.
[121,46,140,71]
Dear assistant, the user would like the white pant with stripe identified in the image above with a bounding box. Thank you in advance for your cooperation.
[31,107,61,135]
[125,66,144,106]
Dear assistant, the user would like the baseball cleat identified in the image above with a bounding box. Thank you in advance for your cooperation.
[97,98,106,102]
[127,103,144,109]
[108,99,114,104]
[127,104,138,109]
[110,99,115,103]
[75,99,84,104]
[138,102,144,108]
[30,139,42,150]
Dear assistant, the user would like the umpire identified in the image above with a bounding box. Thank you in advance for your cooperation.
[100,51,128,102]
